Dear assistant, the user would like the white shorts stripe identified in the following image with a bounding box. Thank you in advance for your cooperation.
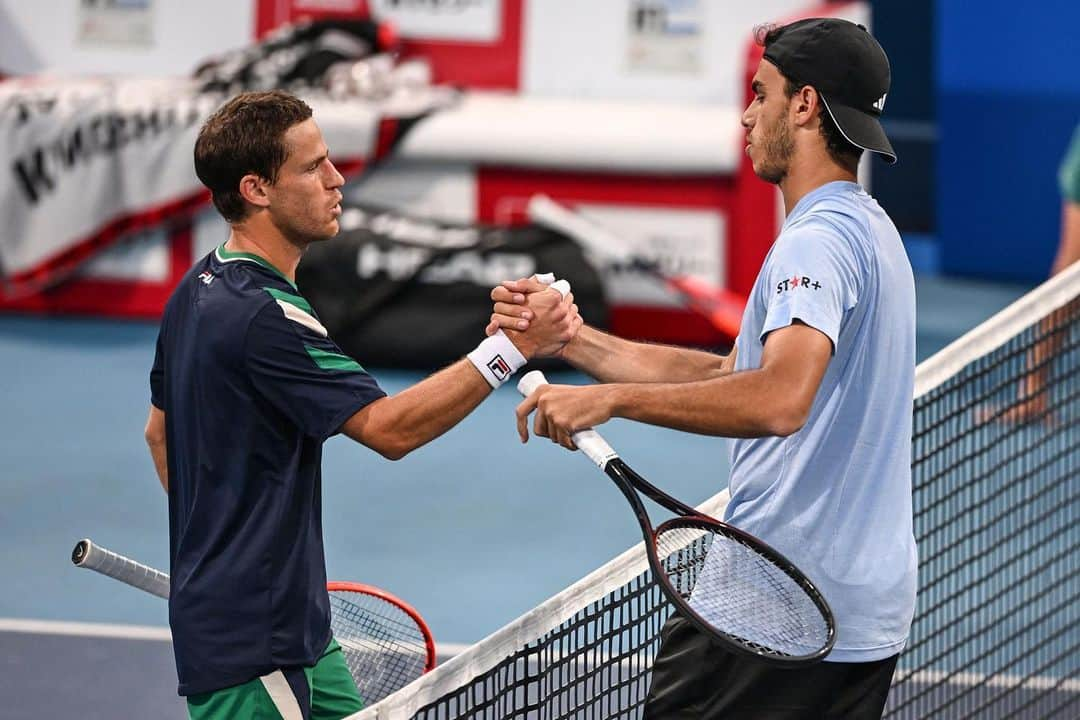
[259,670,305,720]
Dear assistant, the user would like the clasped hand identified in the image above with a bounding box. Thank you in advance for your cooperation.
[487,275,613,449]
[487,276,582,359]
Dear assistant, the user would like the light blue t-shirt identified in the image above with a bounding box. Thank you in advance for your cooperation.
[725,181,917,663]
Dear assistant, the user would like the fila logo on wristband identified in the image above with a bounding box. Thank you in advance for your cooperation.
[487,355,511,380]
[468,330,527,388]
[467,275,572,388]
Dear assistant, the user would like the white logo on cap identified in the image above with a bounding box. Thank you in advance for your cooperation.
[873,93,887,112]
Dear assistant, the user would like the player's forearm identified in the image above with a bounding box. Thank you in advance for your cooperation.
[1051,201,1080,275]
[146,437,169,492]
[561,324,730,383]
[144,406,168,492]
[349,284,574,458]
[343,359,492,460]
[606,368,810,438]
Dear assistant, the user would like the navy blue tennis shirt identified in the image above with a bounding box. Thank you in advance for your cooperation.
[150,245,386,695]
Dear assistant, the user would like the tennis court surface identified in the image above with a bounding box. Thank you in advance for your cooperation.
[0,271,1075,719]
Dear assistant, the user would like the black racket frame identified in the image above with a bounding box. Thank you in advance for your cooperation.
[603,457,837,666]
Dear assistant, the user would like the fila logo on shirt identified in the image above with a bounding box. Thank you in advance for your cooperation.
[198,271,215,286]
[487,355,511,380]
[776,274,822,294]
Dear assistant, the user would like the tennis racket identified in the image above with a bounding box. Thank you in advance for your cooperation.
[71,539,436,703]
[526,194,745,338]
[516,371,835,666]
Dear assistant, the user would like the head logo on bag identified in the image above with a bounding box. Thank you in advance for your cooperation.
[297,202,608,368]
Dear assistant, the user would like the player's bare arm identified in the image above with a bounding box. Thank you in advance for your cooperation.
[488,277,734,383]
[559,324,735,383]
[144,405,168,492]
[341,286,577,460]
[517,321,828,449]
[1052,200,1080,275]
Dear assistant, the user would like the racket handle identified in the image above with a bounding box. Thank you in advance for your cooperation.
[72,538,171,600]
[516,371,620,468]
[516,369,549,397]
[527,194,633,264]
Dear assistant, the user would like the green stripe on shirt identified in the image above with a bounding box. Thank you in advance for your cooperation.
[216,245,296,288]
[264,287,315,315]
[305,345,365,372]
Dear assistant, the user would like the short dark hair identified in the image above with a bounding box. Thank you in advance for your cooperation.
[780,76,862,173]
[194,91,313,222]
[757,24,863,173]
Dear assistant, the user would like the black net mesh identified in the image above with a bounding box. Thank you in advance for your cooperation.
[883,294,1080,718]
[411,572,666,720]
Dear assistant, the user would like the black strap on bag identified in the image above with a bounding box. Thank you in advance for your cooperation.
[296,204,608,369]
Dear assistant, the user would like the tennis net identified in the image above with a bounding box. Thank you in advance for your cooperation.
[884,262,1080,719]
[350,261,1080,720]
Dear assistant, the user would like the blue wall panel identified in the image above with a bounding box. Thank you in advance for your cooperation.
[936,0,1080,281]
[938,93,1080,280]
[939,1,1080,95]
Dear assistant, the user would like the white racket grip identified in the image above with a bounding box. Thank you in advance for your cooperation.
[516,371,620,468]
[516,369,549,397]
[72,538,170,600]
[568,429,619,469]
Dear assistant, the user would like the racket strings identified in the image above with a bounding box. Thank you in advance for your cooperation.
[655,524,830,659]
[329,591,429,704]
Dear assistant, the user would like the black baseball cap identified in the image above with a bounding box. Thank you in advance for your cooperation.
[762,18,896,164]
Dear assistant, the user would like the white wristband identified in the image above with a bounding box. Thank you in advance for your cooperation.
[467,329,528,388]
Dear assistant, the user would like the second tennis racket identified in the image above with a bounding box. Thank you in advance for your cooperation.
[516,371,835,666]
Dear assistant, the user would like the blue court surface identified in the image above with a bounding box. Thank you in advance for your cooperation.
[0,274,1034,718]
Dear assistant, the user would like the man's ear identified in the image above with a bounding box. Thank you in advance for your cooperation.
[238,173,271,209]
[792,85,820,127]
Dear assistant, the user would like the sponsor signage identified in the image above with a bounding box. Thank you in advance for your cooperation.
[370,0,501,42]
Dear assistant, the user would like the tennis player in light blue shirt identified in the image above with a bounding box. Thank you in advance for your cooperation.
[726,179,917,663]
[493,18,915,718]
[494,17,915,719]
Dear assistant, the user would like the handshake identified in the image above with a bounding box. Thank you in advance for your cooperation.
[464,273,584,389]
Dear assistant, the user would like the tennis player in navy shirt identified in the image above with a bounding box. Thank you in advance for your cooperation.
[145,90,579,720]
[491,19,916,719]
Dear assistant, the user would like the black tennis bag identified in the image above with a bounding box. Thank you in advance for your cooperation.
[296,204,608,369]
